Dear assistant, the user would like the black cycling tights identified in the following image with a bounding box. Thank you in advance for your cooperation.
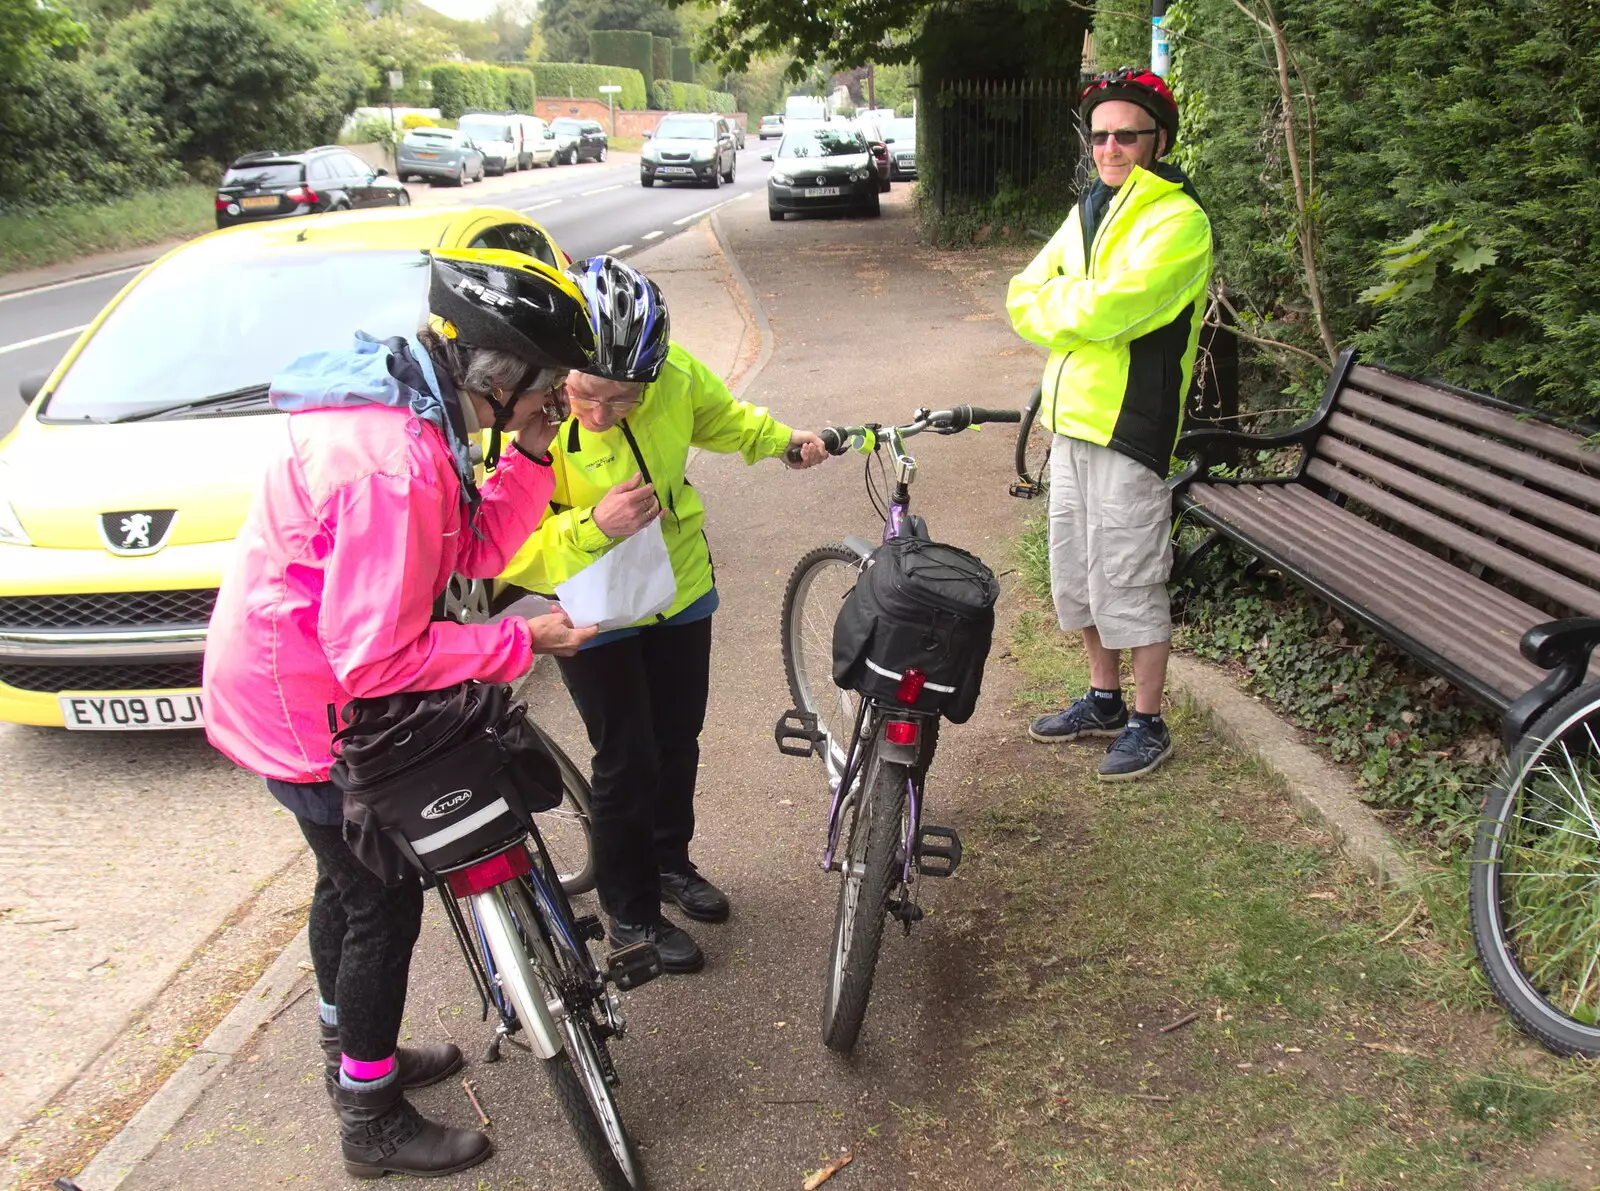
[297,817,424,1062]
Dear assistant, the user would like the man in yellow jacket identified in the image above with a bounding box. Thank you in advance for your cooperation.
[503,255,826,971]
[1006,67,1212,781]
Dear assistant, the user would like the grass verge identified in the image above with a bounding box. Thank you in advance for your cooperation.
[0,184,214,275]
[610,136,646,154]
[932,574,1600,1188]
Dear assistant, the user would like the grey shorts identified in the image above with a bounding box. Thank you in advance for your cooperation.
[1047,435,1173,649]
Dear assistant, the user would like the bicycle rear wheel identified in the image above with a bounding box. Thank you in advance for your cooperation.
[1469,685,1600,1057]
[782,544,866,777]
[822,741,908,1054]
[1014,383,1050,498]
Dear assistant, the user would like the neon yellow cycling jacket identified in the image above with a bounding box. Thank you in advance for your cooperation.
[501,342,793,622]
[1006,162,1212,476]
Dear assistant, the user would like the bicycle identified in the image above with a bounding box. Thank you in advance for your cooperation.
[526,718,597,895]
[415,744,661,1189]
[1011,383,1049,502]
[774,404,1020,1053]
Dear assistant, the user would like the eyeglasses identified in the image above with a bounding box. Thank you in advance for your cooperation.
[1090,128,1158,147]
[568,386,644,411]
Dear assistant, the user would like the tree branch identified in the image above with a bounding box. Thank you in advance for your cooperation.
[1212,290,1331,370]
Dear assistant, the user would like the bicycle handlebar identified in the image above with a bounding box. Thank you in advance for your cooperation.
[786,406,1023,462]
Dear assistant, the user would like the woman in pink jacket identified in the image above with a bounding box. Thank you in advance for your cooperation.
[203,250,597,1179]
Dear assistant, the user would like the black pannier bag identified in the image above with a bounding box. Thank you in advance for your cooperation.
[330,681,563,885]
[832,538,1000,724]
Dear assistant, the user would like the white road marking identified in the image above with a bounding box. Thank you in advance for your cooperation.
[0,266,142,304]
[580,184,623,197]
[521,199,562,212]
[605,243,634,254]
[673,197,742,227]
[0,324,88,356]
[641,230,664,241]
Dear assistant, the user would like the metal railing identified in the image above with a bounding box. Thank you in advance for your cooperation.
[933,77,1083,212]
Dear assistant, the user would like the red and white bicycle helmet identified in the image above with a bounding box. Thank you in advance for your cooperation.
[1079,67,1179,154]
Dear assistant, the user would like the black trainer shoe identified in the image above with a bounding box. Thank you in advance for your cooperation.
[608,916,704,974]
[1029,694,1129,742]
[659,864,730,922]
[1097,718,1174,781]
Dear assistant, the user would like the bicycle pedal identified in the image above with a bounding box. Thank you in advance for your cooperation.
[774,708,823,758]
[887,894,924,929]
[917,825,963,877]
[574,913,605,943]
[605,940,663,991]
[1009,480,1041,500]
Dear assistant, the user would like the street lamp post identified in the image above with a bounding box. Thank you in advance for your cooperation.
[1150,0,1171,77]
[598,84,622,137]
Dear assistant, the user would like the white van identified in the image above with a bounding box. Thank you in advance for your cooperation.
[458,113,522,175]
[517,115,560,168]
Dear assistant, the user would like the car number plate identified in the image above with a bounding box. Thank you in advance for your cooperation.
[240,196,279,210]
[59,692,205,731]
[803,186,842,197]
[659,166,693,175]
[415,151,438,159]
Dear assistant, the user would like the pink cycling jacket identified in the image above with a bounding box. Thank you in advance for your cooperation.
[203,404,553,783]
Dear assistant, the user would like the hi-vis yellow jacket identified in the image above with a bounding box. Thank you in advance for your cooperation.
[501,342,793,623]
[1006,162,1212,476]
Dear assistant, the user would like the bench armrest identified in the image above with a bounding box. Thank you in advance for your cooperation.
[1521,618,1600,669]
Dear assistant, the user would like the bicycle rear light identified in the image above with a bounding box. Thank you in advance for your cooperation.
[896,667,927,704]
[447,846,531,898]
[884,719,919,745]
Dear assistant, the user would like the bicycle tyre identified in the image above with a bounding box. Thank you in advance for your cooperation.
[1013,383,1050,497]
[1469,684,1600,1057]
[781,544,866,775]
[822,743,908,1054]
[528,722,597,896]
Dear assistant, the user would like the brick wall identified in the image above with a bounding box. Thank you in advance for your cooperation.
[532,99,747,139]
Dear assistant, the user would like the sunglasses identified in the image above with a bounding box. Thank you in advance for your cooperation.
[1090,128,1158,147]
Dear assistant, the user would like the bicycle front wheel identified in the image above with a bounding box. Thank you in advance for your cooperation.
[822,743,909,1054]
[782,544,866,776]
[1470,685,1600,1057]
[1014,383,1050,497]
[528,721,597,896]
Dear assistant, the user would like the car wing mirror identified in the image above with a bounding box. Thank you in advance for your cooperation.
[760,152,773,162]
[20,369,47,406]
[643,130,652,139]
[375,167,389,176]
[883,137,895,144]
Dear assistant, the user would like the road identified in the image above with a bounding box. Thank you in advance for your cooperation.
[0,147,770,438]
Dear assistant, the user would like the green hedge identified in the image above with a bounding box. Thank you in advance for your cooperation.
[589,30,653,92]
[504,67,533,113]
[651,36,672,98]
[672,45,692,84]
[428,63,531,119]
[648,81,721,113]
[708,90,734,114]
[536,61,647,111]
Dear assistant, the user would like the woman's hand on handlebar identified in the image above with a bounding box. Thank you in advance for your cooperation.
[527,607,598,656]
[784,430,829,470]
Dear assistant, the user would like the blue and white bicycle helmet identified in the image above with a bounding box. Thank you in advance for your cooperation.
[565,255,671,383]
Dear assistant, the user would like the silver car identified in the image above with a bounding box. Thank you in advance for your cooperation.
[640,114,737,188]
[396,129,486,187]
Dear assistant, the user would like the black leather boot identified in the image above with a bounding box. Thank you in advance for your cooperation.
[336,1079,492,1179]
[320,1023,464,1101]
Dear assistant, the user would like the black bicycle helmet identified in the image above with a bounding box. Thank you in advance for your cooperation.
[428,249,597,372]
[565,255,672,384]
[1079,67,1179,154]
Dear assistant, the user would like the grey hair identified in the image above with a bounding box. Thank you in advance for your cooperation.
[417,329,562,402]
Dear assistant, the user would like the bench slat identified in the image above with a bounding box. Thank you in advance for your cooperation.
[1350,366,1598,470]
[1338,390,1600,509]
[1305,460,1600,616]
[1194,484,1542,698]
[1324,412,1600,547]
[1315,436,1600,587]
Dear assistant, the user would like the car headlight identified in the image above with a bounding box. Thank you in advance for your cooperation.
[642,146,658,161]
[849,169,870,182]
[772,171,793,185]
[0,470,32,546]
[691,147,714,162]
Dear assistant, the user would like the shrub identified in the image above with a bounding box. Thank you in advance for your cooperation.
[352,115,401,149]
[651,36,671,90]
[402,113,436,129]
[672,44,692,84]
[650,79,673,111]
[708,90,734,113]
[504,66,534,112]
[427,62,512,119]
[589,30,653,91]
[536,61,647,110]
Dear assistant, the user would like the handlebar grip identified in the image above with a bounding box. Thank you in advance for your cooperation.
[968,406,1023,424]
[787,427,850,464]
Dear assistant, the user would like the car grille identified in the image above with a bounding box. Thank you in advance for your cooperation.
[0,589,216,631]
[0,660,204,693]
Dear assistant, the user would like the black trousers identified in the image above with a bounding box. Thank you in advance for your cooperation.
[557,615,712,925]
[297,816,424,1062]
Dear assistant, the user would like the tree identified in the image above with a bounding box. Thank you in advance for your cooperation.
[483,0,534,62]
[679,0,924,76]
[344,9,458,101]
[541,0,679,63]
[1,0,85,77]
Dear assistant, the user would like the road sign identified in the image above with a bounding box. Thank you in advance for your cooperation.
[599,85,622,136]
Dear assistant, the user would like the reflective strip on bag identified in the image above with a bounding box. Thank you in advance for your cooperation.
[409,797,515,855]
[863,657,957,693]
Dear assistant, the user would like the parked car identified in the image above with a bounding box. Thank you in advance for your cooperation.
[640,114,738,188]
[214,147,407,228]
[1,205,566,729]
[457,113,525,175]
[765,124,880,219]
[731,122,747,150]
[758,114,785,140]
[518,115,561,168]
[397,128,485,186]
[851,117,893,193]
[550,118,609,164]
[884,117,918,179]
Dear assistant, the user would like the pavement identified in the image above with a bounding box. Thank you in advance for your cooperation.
[24,182,1415,1191]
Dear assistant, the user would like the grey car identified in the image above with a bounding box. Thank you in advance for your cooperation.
[640,114,737,188]
[396,129,486,186]
[884,117,918,179]
[765,124,880,219]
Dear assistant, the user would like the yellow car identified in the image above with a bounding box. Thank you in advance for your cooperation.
[0,206,566,729]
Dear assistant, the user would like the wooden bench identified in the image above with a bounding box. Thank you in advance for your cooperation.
[1168,349,1600,751]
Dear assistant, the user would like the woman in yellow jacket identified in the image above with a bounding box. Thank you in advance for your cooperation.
[502,255,827,971]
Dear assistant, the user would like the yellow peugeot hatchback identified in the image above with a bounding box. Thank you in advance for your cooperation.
[0,205,565,728]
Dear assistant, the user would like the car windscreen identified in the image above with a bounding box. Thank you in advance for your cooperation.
[778,128,866,158]
[221,163,302,187]
[43,250,431,422]
[655,117,716,140]
[885,120,916,143]
[551,119,582,132]
[458,119,511,141]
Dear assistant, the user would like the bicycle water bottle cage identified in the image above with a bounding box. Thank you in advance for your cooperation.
[774,708,823,757]
[605,940,663,991]
[1009,478,1043,500]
